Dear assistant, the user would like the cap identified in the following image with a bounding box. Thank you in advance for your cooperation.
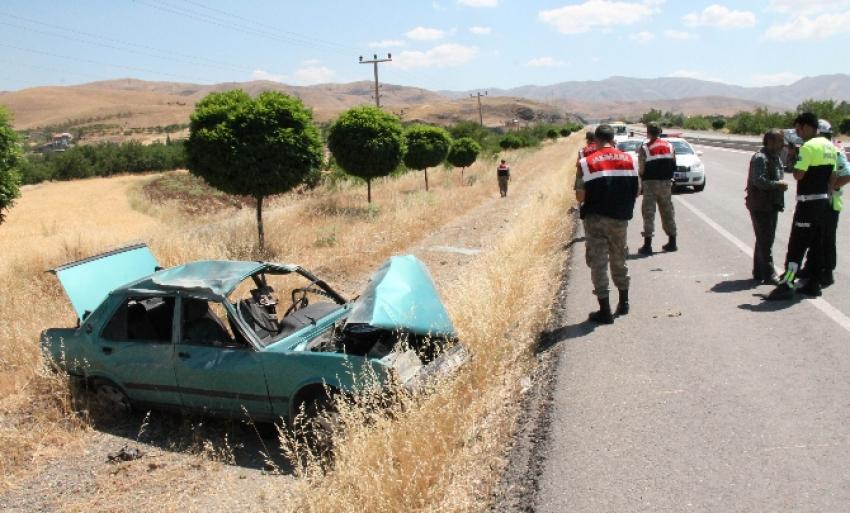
[818,119,832,135]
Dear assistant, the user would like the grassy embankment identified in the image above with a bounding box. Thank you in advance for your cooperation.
[0,136,578,500]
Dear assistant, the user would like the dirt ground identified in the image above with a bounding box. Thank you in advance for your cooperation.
[0,139,577,513]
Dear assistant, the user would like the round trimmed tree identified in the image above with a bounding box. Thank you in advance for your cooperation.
[186,90,323,250]
[446,137,481,183]
[0,106,21,225]
[403,125,451,192]
[327,106,405,203]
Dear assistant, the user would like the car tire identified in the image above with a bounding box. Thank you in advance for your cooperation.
[694,179,706,192]
[293,395,339,460]
[89,378,132,417]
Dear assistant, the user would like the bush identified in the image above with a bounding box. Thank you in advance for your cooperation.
[712,118,726,130]
[559,128,572,137]
[546,129,559,140]
[840,116,850,136]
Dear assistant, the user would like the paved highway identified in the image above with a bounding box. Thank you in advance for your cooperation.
[536,145,850,512]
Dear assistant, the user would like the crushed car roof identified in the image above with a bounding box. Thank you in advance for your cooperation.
[123,260,299,300]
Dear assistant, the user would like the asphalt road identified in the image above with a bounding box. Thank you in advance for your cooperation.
[536,145,850,512]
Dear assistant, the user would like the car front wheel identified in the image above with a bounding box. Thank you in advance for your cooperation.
[694,178,706,192]
[89,378,132,417]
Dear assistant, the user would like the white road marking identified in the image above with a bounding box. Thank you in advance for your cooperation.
[692,144,751,155]
[676,195,850,334]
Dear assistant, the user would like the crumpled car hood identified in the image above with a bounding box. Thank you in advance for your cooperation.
[346,255,456,338]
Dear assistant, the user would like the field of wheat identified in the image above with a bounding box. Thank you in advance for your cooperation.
[0,135,579,511]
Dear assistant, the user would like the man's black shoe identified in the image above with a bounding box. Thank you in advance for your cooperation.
[589,297,614,324]
[821,271,834,288]
[798,280,822,297]
[766,282,794,301]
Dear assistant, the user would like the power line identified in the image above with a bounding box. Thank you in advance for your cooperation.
[0,11,251,74]
[0,41,207,82]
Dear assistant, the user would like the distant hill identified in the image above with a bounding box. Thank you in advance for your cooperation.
[446,74,850,110]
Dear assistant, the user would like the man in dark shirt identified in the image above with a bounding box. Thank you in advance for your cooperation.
[497,159,510,197]
[746,129,788,284]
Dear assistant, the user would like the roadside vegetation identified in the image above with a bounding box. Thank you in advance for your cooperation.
[0,106,21,224]
[639,99,850,136]
[0,119,579,509]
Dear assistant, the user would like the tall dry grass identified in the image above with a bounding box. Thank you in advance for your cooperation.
[274,140,577,512]
[0,140,572,492]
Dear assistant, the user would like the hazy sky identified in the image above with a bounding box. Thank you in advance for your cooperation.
[1,0,848,91]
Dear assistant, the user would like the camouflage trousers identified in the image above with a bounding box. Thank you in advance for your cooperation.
[583,214,630,298]
[641,179,677,238]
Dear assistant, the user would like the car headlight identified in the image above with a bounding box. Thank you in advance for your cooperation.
[691,162,704,173]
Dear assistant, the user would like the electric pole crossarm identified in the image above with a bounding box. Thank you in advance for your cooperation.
[359,53,392,108]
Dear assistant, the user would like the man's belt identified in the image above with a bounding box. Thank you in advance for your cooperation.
[796,193,829,202]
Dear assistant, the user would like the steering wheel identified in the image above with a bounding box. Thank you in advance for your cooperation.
[284,287,311,317]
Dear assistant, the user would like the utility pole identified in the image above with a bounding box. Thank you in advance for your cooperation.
[359,53,392,108]
[470,90,487,126]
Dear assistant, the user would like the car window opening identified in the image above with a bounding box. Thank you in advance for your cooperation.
[103,297,174,343]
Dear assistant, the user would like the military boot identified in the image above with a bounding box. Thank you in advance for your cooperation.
[615,289,630,316]
[662,236,678,252]
[798,279,822,297]
[638,237,652,255]
[588,297,614,324]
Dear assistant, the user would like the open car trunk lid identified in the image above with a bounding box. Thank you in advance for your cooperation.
[50,243,159,321]
[345,255,456,338]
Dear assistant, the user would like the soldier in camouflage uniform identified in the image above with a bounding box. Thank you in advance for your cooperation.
[638,122,678,254]
[575,125,640,324]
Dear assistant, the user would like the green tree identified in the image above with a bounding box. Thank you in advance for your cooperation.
[711,118,726,130]
[403,125,451,191]
[546,128,559,140]
[559,127,572,137]
[840,116,850,136]
[446,137,481,182]
[0,106,21,224]
[327,105,405,203]
[186,90,323,249]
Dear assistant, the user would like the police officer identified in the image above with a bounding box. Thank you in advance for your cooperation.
[746,129,788,285]
[800,120,850,287]
[497,159,510,197]
[767,112,839,300]
[637,122,678,254]
[574,124,640,324]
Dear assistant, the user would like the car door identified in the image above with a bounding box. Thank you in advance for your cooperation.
[95,295,182,408]
[172,296,273,420]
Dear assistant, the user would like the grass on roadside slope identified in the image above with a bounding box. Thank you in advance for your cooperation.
[276,138,578,513]
[0,141,570,493]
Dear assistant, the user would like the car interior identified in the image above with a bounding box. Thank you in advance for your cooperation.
[102,297,174,343]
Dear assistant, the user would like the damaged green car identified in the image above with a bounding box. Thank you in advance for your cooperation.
[41,244,467,423]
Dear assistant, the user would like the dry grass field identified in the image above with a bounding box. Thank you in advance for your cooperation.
[0,135,579,511]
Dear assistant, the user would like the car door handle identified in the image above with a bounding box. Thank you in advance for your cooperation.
[101,346,113,355]
[177,351,191,359]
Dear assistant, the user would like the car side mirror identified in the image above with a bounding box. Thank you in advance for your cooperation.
[696,151,703,156]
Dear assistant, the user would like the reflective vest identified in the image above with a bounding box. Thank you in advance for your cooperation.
[795,136,837,201]
[580,143,598,158]
[497,164,510,177]
[641,138,676,180]
[578,147,639,220]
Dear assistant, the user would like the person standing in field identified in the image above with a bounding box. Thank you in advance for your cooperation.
[746,129,788,285]
[497,159,510,198]
[637,122,678,255]
[574,124,640,324]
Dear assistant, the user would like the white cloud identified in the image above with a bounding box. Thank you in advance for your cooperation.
[630,31,655,42]
[406,26,445,40]
[470,26,492,35]
[750,72,804,86]
[458,0,498,6]
[527,56,566,67]
[253,69,286,82]
[368,39,406,48]
[539,0,662,35]
[768,0,850,14]
[293,65,335,85]
[664,29,697,40]
[765,10,850,40]
[683,5,756,28]
[391,44,478,70]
